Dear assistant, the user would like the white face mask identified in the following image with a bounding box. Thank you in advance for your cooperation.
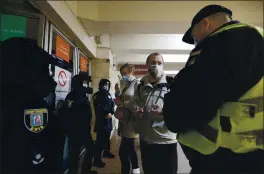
[148,65,163,79]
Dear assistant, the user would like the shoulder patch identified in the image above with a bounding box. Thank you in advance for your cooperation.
[190,50,201,57]
[24,108,48,133]
[186,50,201,67]
[67,100,73,108]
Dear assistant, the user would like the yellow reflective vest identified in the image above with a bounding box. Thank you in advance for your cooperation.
[178,23,264,155]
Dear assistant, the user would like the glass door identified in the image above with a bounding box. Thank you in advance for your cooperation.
[48,24,76,102]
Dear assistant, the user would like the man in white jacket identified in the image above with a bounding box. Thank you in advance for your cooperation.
[130,53,178,174]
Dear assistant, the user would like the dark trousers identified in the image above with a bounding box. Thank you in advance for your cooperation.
[186,147,264,174]
[119,137,139,174]
[140,140,178,174]
[68,133,94,174]
[94,130,111,161]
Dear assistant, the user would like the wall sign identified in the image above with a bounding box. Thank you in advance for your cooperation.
[0,14,26,41]
[54,66,71,100]
[133,64,148,75]
[80,56,89,72]
[56,35,70,63]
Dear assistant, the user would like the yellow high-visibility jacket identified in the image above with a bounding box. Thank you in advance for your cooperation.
[178,23,263,155]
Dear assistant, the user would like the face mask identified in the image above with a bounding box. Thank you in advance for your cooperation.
[103,85,109,91]
[148,65,163,79]
[123,75,134,82]
[123,75,130,82]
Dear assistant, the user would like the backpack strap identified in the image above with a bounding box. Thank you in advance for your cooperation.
[137,81,144,99]
[153,83,168,90]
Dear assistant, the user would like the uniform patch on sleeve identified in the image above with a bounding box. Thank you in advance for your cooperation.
[186,50,201,67]
[67,100,73,108]
[24,109,48,133]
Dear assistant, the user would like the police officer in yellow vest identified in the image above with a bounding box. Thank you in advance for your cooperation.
[163,4,264,174]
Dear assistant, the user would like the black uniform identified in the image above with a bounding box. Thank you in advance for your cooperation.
[93,79,115,167]
[60,75,96,174]
[163,6,264,174]
[1,38,64,174]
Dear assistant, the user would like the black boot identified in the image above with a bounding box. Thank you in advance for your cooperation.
[103,151,115,159]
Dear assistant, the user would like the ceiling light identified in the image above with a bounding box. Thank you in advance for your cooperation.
[164,70,179,74]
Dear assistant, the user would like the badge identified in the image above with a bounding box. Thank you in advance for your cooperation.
[24,109,48,133]
[67,100,73,108]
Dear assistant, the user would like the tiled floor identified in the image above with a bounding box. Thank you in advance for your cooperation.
[91,131,143,174]
[86,130,191,174]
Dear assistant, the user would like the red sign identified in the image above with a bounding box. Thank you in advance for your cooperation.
[58,70,67,87]
[133,65,148,75]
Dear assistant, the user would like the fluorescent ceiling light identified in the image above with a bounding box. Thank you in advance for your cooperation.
[164,70,179,74]
[118,54,189,63]
[163,54,189,63]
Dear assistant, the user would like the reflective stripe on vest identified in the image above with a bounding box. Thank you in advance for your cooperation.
[178,23,264,155]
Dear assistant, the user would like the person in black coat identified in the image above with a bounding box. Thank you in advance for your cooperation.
[93,79,115,168]
[0,37,64,174]
[163,5,264,174]
[60,74,97,174]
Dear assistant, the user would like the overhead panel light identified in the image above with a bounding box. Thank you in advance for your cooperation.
[163,54,189,63]
[164,70,179,74]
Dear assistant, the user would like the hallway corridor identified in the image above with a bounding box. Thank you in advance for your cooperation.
[88,131,191,174]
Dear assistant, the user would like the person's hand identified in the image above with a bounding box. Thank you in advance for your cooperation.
[106,113,112,119]
[150,104,162,117]
[134,106,144,118]
[115,83,120,93]
[114,108,123,120]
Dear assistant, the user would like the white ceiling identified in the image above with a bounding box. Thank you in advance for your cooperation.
[75,1,263,74]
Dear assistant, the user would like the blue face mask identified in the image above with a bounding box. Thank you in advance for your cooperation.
[123,75,130,82]
[103,85,109,91]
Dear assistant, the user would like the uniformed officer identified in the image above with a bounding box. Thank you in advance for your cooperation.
[163,5,264,174]
[61,74,96,174]
[1,37,64,174]
[93,79,115,168]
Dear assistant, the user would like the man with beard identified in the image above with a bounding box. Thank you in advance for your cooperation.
[129,53,178,174]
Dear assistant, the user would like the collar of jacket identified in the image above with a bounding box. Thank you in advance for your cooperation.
[141,72,167,88]
[196,20,240,47]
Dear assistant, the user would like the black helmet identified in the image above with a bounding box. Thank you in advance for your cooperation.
[99,79,111,91]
